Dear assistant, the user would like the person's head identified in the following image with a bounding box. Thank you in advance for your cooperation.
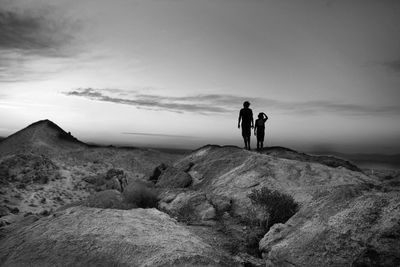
[258,113,263,119]
[243,101,250,108]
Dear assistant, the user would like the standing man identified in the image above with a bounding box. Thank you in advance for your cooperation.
[238,101,254,150]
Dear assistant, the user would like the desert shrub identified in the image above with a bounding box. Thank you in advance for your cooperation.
[242,187,298,258]
[173,201,196,223]
[248,187,298,230]
[122,181,159,208]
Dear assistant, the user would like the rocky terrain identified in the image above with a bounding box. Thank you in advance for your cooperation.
[0,120,180,225]
[0,120,399,266]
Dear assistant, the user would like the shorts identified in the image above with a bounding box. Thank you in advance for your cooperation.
[257,129,265,142]
[242,125,251,138]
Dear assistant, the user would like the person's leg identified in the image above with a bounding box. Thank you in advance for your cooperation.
[260,141,263,150]
[242,127,247,149]
[242,126,249,149]
[243,126,251,150]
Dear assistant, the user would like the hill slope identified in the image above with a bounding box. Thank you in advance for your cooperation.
[0,120,86,157]
[0,120,184,223]
[154,145,399,266]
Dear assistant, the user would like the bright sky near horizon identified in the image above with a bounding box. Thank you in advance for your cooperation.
[1,0,399,153]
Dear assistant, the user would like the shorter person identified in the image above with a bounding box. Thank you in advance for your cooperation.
[254,112,268,151]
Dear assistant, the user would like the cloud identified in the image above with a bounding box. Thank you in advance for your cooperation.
[382,60,400,72]
[63,88,400,116]
[0,5,78,56]
[64,88,233,114]
[0,3,82,82]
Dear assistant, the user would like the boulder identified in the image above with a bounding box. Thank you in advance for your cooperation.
[159,191,216,222]
[0,206,237,266]
[149,163,168,183]
[156,167,192,188]
[104,168,128,192]
[84,168,128,192]
[259,188,400,267]
[208,195,232,214]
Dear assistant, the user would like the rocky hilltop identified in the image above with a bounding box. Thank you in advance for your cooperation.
[0,121,399,266]
[0,120,86,157]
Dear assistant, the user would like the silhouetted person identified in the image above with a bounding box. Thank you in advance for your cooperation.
[238,101,254,150]
[254,112,268,151]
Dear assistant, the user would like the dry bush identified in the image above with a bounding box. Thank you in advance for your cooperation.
[122,181,159,208]
[248,187,298,230]
[243,187,299,257]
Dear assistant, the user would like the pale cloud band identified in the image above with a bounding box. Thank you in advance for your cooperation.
[63,88,400,116]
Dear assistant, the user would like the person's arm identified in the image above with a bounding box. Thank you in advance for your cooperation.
[250,110,254,128]
[254,121,257,135]
[238,110,242,128]
[263,112,268,122]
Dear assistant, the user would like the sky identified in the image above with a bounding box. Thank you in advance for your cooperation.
[0,0,399,153]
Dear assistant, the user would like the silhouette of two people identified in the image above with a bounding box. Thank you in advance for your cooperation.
[238,101,268,151]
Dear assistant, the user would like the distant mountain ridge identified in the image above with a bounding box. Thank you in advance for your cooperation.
[0,119,87,157]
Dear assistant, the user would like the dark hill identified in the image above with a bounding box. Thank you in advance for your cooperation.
[0,119,87,157]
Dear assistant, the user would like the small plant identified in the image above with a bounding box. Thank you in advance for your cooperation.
[173,202,195,223]
[122,181,159,208]
[248,187,298,230]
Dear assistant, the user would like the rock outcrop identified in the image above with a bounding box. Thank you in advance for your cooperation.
[0,206,237,266]
[159,191,217,222]
[155,145,400,266]
[169,145,374,217]
[83,168,128,192]
[156,166,192,188]
[259,188,400,267]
